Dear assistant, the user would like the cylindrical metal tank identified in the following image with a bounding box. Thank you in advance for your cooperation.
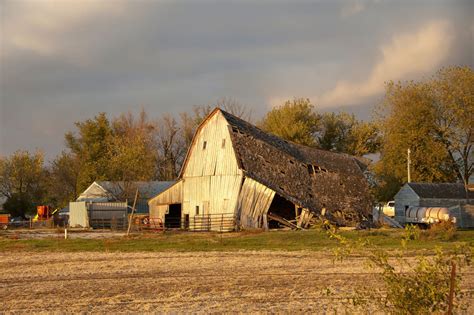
[406,207,450,223]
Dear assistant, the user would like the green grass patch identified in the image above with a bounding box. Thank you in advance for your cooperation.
[0,229,473,253]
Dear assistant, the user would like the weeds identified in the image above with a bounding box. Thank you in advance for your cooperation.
[422,220,457,241]
[325,223,472,314]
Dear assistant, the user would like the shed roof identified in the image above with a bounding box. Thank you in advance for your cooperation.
[219,109,372,224]
[407,182,474,199]
[96,181,176,199]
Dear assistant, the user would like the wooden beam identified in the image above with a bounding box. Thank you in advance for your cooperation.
[267,212,302,230]
[126,188,139,236]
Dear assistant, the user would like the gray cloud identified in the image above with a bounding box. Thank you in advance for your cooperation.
[0,0,472,158]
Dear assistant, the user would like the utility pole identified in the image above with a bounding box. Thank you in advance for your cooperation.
[407,148,411,183]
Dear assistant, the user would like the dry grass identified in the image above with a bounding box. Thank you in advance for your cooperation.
[1,250,473,314]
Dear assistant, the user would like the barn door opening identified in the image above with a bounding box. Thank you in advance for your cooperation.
[267,194,297,229]
[165,204,182,228]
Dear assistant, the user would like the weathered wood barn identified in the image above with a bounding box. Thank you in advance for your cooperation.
[394,182,474,227]
[148,108,372,231]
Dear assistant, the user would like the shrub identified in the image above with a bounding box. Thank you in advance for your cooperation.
[422,220,457,241]
[325,222,471,313]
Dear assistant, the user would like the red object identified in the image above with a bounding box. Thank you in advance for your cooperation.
[0,214,10,224]
[37,205,52,219]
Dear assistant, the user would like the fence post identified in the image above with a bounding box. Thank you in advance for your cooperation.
[447,260,456,315]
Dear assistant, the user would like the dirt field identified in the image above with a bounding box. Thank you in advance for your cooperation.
[1,251,473,314]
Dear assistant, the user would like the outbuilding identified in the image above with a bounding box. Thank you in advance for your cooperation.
[69,181,174,228]
[148,108,372,231]
[394,182,474,227]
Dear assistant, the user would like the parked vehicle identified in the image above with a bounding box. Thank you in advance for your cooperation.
[9,216,26,227]
[382,201,395,217]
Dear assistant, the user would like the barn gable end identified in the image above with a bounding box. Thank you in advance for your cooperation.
[148,108,372,230]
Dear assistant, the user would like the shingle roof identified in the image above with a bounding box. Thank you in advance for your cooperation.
[220,109,372,225]
[407,182,474,199]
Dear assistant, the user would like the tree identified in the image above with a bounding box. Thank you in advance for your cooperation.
[430,66,474,187]
[0,150,45,216]
[215,97,253,122]
[374,66,473,200]
[155,114,186,180]
[46,151,81,208]
[65,112,113,192]
[259,98,320,146]
[3,193,34,218]
[109,109,158,183]
[318,112,381,156]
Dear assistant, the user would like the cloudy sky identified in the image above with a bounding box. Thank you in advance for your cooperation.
[0,0,472,159]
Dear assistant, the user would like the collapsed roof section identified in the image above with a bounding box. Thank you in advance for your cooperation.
[220,110,372,225]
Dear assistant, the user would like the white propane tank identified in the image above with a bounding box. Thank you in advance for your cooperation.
[405,207,450,224]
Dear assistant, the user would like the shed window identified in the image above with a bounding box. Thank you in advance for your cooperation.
[221,139,226,148]
[196,205,200,215]
[203,141,207,150]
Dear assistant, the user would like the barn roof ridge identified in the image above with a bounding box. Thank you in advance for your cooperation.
[218,108,360,169]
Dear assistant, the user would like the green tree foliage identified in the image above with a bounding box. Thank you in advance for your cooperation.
[109,110,158,182]
[318,112,381,156]
[0,150,45,216]
[259,98,320,146]
[45,151,81,208]
[430,66,474,186]
[65,112,113,192]
[2,193,35,218]
[374,66,473,200]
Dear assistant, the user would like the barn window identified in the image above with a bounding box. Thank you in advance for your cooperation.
[196,205,200,215]
[221,139,226,148]
[203,141,207,150]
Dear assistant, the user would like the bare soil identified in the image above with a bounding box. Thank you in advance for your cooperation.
[1,251,473,314]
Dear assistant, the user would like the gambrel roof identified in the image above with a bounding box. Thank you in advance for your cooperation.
[180,108,372,224]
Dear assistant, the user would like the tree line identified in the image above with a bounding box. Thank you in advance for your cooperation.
[1,66,472,217]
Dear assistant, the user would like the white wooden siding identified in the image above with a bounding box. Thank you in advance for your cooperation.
[183,111,241,177]
[394,184,420,224]
[77,182,109,202]
[148,181,183,206]
[237,177,276,229]
[182,175,242,217]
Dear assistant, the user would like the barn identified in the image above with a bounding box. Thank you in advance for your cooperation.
[394,182,474,228]
[148,108,372,231]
